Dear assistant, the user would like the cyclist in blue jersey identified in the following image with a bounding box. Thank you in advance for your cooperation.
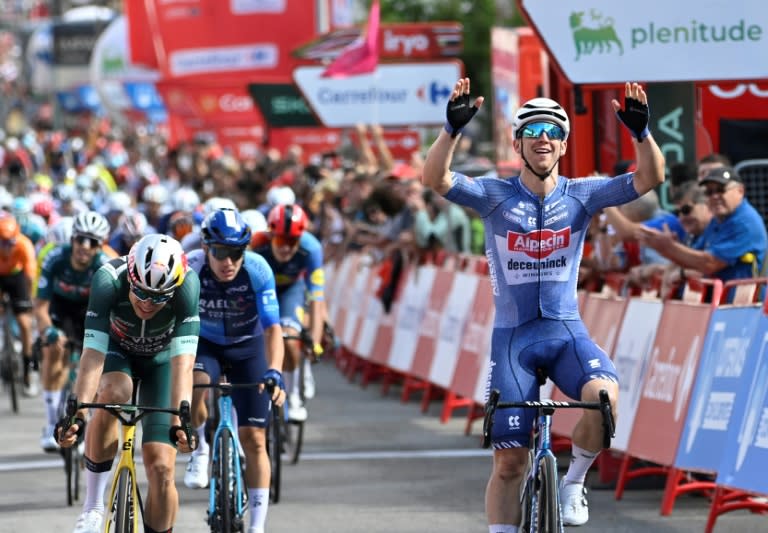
[185,208,286,533]
[422,78,665,531]
[250,203,326,422]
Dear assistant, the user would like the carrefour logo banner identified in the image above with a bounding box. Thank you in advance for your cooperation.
[521,0,767,82]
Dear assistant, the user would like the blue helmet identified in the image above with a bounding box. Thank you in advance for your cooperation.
[201,208,251,247]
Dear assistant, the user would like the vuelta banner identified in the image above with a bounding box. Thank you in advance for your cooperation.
[142,0,317,80]
[552,293,627,437]
[676,307,762,472]
[717,313,768,493]
[627,302,712,465]
[611,298,664,452]
[388,265,437,374]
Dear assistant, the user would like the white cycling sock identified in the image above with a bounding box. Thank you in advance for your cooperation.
[284,372,294,397]
[489,525,518,533]
[83,469,111,512]
[194,423,209,456]
[563,443,599,485]
[291,368,300,396]
[43,390,60,426]
[248,488,270,530]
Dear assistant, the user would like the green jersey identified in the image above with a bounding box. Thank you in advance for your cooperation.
[37,244,109,303]
[83,257,200,360]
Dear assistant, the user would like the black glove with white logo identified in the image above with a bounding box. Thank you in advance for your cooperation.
[445,93,480,138]
[616,95,650,142]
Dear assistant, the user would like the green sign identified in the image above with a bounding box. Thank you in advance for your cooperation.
[247,84,320,127]
[647,82,696,175]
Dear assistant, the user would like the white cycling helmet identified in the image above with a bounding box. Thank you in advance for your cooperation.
[240,209,268,233]
[127,234,187,294]
[266,186,295,207]
[73,211,111,242]
[512,97,570,140]
[172,187,200,213]
[203,196,237,216]
[47,216,74,245]
[104,191,132,214]
[142,184,168,205]
[120,210,148,240]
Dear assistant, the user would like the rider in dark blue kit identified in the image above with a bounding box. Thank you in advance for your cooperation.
[184,208,286,533]
[422,78,665,531]
[250,203,326,423]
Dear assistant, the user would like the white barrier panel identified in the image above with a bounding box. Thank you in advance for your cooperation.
[389,265,437,373]
[428,270,479,388]
[327,255,356,326]
[409,265,455,380]
[341,261,373,348]
[354,269,385,359]
[451,276,495,404]
[611,298,664,451]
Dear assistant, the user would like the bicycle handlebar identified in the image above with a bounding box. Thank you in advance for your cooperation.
[481,388,615,450]
[193,380,277,395]
[61,394,194,447]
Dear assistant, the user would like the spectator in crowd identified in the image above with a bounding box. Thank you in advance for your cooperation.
[638,167,767,298]
[697,152,731,182]
[413,187,472,255]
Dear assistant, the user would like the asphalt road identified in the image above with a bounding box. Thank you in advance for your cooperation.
[0,357,765,532]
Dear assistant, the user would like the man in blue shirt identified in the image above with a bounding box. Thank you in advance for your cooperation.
[639,166,767,290]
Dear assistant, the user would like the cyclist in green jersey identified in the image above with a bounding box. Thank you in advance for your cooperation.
[57,234,200,533]
[36,212,111,452]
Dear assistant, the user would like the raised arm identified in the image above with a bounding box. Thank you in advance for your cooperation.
[422,78,484,195]
[611,82,665,195]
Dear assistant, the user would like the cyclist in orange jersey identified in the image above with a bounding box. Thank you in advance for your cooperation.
[0,212,40,396]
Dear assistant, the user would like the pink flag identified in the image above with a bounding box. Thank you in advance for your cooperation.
[322,0,380,78]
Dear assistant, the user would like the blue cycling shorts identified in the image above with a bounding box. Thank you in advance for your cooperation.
[487,318,618,449]
[194,337,271,428]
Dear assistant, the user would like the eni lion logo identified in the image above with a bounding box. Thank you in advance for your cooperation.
[569,9,624,60]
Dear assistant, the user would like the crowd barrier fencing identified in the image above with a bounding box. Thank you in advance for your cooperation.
[324,254,768,530]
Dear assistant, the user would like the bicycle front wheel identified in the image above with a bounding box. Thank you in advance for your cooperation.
[107,468,134,533]
[535,454,562,533]
[268,404,283,503]
[220,428,238,532]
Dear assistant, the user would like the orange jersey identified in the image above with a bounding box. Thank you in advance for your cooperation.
[0,234,37,279]
[249,231,271,250]
[102,243,119,258]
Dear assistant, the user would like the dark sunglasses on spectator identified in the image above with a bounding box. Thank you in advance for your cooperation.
[703,185,735,197]
[73,235,100,248]
[209,246,246,261]
[674,204,695,216]
[519,122,567,141]
[130,284,173,304]
[272,235,300,248]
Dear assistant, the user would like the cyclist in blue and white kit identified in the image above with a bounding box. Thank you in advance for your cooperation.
[184,208,286,533]
[250,203,326,422]
[423,78,665,531]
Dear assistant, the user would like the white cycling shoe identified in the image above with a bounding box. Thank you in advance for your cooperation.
[72,509,104,533]
[559,480,589,526]
[287,393,308,422]
[303,360,316,399]
[184,452,209,488]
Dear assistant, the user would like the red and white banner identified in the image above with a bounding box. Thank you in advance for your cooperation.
[388,265,437,374]
[627,302,712,465]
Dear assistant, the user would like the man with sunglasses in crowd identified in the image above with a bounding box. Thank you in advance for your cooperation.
[250,203,326,423]
[184,207,286,533]
[35,211,112,452]
[422,77,665,531]
[57,233,199,533]
[638,166,767,298]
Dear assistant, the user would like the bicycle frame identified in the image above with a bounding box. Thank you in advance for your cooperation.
[105,422,142,532]
[208,386,247,530]
[482,389,615,533]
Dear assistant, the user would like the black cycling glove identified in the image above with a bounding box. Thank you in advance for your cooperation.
[616,95,650,142]
[445,93,479,138]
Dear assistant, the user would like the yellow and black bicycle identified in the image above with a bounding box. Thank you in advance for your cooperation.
[62,384,192,532]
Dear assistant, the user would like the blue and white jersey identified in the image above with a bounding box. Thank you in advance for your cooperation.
[446,172,639,328]
[188,249,281,345]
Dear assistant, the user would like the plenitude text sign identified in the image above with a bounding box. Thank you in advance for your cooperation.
[520,0,768,83]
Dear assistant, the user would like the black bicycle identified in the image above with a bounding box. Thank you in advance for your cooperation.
[281,329,316,465]
[482,388,615,533]
[0,293,22,413]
